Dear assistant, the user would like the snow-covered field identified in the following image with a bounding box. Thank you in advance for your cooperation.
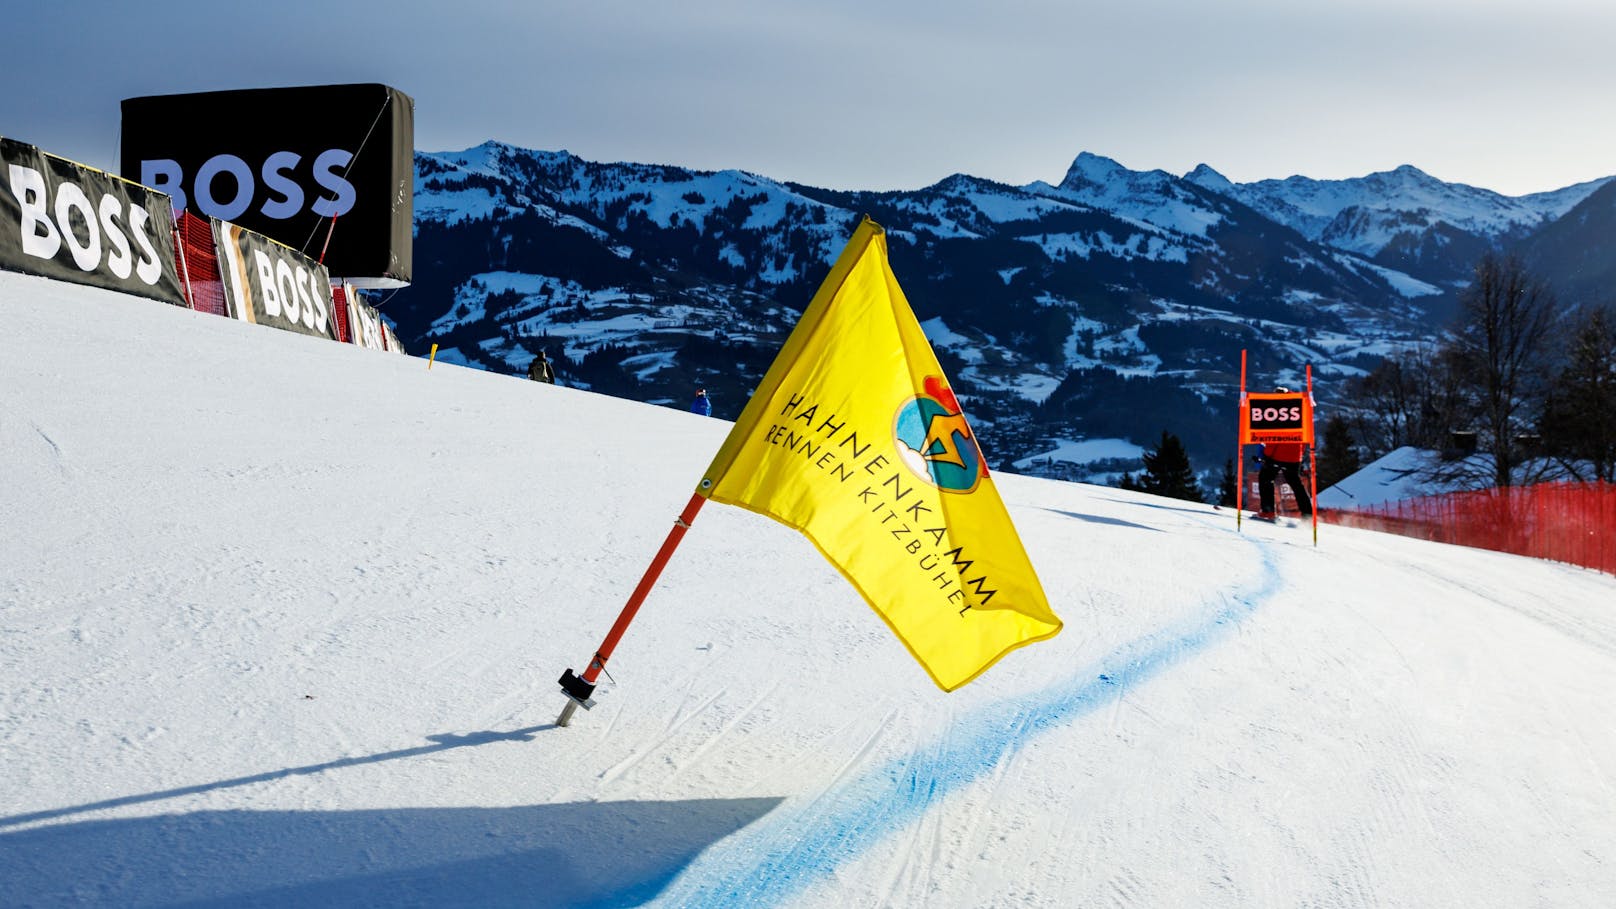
[4,271,1616,907]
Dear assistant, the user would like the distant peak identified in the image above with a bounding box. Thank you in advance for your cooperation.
[455,140,573,162]
[926,173,980,192]
[1184,164,1234,193]
[471,139,517,160]
[1061,152,1128,188]
[1372,163,1438,184]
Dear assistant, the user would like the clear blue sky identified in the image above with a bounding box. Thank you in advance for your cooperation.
[6,0,1614,195]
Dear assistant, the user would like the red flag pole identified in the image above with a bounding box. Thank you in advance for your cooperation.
[556,492,707,727]
[317,214,338,265]
[1307,365,1319,546]
[1236,349,1247,531]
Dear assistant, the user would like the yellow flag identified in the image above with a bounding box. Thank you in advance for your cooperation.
[698,218,1061,691]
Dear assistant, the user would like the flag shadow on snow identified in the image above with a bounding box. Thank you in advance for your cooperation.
[0,726,556,829]
[1099,496,1214,517]
[0,798,784,908]
[1042,507,1160,532]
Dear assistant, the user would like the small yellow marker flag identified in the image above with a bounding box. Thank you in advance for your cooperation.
[698,218,1061,690]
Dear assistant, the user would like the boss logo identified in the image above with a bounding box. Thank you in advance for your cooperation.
[8,163,166,285]
[1251,405,1303,424]
[247,248,331,334]
[139,150,357,222]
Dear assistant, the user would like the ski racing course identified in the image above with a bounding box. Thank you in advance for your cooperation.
[4,270,1616,907]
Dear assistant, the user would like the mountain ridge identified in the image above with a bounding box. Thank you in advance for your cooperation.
[390,142,1608,484]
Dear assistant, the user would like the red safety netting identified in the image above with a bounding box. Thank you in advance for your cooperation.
[173,211,226,316]
[1326,482,1616,576]
[330,284,352,344]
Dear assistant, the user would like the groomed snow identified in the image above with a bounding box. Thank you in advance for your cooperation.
[4,272,1616,907]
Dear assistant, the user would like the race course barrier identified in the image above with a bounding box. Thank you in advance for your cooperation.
[1326,482,1616,576]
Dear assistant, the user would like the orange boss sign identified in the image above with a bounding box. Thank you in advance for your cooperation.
[1241,392,1313,444]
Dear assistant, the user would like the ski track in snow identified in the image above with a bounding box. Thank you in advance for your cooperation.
[1400,554,1616,660]
[645,519,1284,908]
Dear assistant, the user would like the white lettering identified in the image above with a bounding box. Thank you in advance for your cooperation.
[308,272,330,334]
[297,266,317,329]
[275,256,302,324]
[129,207,163,286]
[98,194,133,280]
[9,165,165,285]
[1252,403,1304,425]
[54,182,101,271]
[9,164,60,259]
[252,250,282,317]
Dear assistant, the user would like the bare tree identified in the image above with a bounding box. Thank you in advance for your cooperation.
[1345,352,1421,457]
[1344,343,1470,458]
[1447,253,1559,487]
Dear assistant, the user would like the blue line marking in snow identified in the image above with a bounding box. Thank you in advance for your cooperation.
[625,539,1286,908]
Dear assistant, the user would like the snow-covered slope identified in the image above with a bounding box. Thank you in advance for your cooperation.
[5,273,1616,907]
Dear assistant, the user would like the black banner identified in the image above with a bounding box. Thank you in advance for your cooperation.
[0,137,185,305]
[342,281,385,350]
[120,83,414,287]
[339,281,408,355]
[215,222,338,340]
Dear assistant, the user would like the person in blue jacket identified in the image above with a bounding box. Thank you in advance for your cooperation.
[690,387,712,416]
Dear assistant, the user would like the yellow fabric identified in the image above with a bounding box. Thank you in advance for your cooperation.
[698,219,1062,691]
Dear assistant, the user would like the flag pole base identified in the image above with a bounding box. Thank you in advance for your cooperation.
[556,699,583,727]
[555,668,597,727]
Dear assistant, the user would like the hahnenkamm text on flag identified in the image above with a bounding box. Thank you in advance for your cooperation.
[698,218,1062,691]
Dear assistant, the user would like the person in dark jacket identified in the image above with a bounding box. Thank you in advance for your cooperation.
[1253,387,1313,518]
[690,388,712,416]
[528,350,555,384]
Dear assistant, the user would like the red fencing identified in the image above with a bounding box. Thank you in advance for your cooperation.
[172,214,356,345]
[1326,483,1616,575]
[330,284,352,344]
[173,211,226,316]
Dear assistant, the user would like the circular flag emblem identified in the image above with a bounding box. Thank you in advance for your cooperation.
[893,376,986,493]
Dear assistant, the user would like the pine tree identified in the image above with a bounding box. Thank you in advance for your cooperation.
[1136,430,1203,503]
[1216,457,1238,507]
[1540,307,1616,481]
[1315,415,1362,490]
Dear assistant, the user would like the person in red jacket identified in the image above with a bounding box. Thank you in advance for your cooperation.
[1254,387,1313,519]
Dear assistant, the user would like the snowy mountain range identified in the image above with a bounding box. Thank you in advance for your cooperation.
[389,143,1614,482]
[1185,161,1612,283]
